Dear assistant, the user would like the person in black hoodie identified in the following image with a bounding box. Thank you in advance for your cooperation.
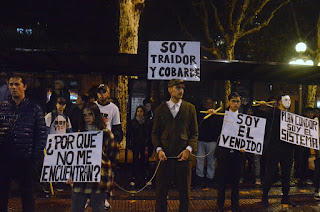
[128,105,152,187]
[195,97,223,188]
[261,95,296,208]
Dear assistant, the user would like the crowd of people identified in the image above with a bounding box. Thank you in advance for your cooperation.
[1,74,320,212]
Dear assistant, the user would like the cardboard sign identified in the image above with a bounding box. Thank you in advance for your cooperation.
[41,131,103,182]
[280,111,319,150]
[219,111,266,155]
[148,41,200,81]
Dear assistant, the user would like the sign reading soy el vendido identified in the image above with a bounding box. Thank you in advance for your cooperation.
[219,112,266,155]
[280,111,319,150]
[148,41,200,81]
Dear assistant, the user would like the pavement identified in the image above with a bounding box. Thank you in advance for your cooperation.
[8,181,320,211]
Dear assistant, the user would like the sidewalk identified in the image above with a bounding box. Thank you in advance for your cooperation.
[8,185,320,211]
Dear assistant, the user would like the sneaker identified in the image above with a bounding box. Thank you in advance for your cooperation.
[281,199,296,207]
[84,199,91,209]
[255,178,261,185]
[104,200,111,210]
[41,184,50,194]
[314,192,320,200]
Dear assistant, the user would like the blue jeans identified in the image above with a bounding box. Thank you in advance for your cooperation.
[196,141,216,179]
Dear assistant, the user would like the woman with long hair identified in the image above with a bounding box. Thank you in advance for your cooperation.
[69,102,119,212]
[128,105,152,187]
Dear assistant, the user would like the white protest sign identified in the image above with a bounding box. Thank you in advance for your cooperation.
[219,111,266,155]
[280,111,319,150]
[41,131,103,183]
[148,41,200,81]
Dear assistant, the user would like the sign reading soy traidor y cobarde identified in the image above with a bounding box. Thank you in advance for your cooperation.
[280,111,319,150]
[219,112,266,155]
[41,131,103,183]
[148,41,200,81]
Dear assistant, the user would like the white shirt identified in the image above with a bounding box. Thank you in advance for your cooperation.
[166,99,182,118]
[45,112,72,134]
[156,99,192,154]
[95,101,121,131]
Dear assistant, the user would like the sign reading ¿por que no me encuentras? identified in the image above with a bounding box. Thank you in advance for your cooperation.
[280,111,319,150]
[40,131,103,183]
[148,41,200,81]
[219,112,266,155]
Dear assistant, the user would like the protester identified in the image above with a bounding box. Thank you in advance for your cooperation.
[45,96,72,134]
[127,105,152,187]
[143,98,154,120]
[152,79,198,212]
[0,74,47,212]
[0,76,10,102]
[195,97,222,188]
[47,79,71,113]
[69,94,88,132]
[295,107,313,186]
[213,92,245,212]
[68,102,119,212]
[312,109,320,200]
[95,84,123,143]
[261,95,296,207]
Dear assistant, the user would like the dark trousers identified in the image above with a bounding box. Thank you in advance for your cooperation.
[216,153,242,211]
[0,157,35,212]
[263,151,293,201]
[314,158,320,192]
[71,192,105,212]
[132,145,146,181]
[156,159,191,212]
[294,147,310,182]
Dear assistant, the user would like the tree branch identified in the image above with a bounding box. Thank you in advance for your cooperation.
[209,1,226,39]
[235,0,250,34]
[229,0,237,31]
[242,0,270,30]
[201,45,222,59]
[177,16,195,41]
[240,0,290,38]
[200,0,215,46]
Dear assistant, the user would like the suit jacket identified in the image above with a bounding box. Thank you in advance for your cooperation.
[152,100,198,158]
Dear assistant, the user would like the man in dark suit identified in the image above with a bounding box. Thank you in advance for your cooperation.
[152,79,198,212]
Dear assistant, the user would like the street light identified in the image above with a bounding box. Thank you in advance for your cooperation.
[295,42,307,53]
[289,42,317,66]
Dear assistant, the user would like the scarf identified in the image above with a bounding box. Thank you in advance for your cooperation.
[135,116,145,124]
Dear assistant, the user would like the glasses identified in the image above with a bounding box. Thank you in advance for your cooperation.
[175,85,185,89]
[97,90,107,94]
[83,112,94,117]
[230,100,241,104]
[57,102,66,105]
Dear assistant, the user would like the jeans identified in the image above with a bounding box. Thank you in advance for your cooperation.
[71,192,105,212]
[196,141,216,179]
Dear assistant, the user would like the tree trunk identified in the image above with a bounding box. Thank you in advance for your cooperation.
[118,0,145,149]
[306,85,317,108]
[224,42,235,108]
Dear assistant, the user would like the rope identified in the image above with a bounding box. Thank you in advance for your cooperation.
[114,159,161,194]
[115,106,275,194]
